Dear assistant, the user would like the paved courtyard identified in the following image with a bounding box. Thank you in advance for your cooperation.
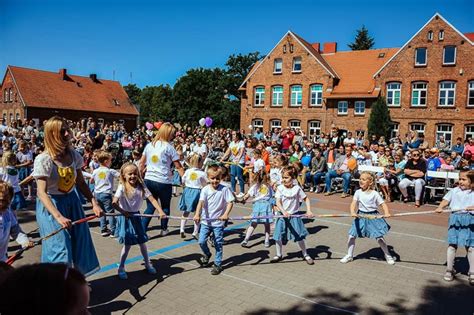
[12,192,474,315]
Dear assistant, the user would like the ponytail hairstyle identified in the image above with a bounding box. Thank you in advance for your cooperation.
[281,165,298,179]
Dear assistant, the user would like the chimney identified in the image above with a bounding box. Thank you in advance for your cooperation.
[323,42,337,54]
[59,68,67,80]
[311,43,320,53]
[89,74,98,82]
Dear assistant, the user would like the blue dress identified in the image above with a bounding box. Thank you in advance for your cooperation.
[444,188,474,247]
[349,210,391,239]
[179,187,201,212]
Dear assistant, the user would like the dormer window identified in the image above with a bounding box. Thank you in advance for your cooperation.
[113,99,120,106]
[292,57,302,72]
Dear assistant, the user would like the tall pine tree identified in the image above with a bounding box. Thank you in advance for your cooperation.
[368,97,392,140]
[348,25,375,50]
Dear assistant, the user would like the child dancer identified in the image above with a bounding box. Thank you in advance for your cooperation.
[172,145,184,197]
[340,171,395,265]
[435,170,474,284]
[113,163,166,280]
[269,154,288,190]
[272,165,314,264]
[194,165,234,275]
[179,153,207,239]
[16,140,34,201]
[91,151,120,237]
[239,170,273,248]
[1,152,27,211]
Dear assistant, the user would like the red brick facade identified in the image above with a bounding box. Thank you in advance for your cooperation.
[240,13,474,146]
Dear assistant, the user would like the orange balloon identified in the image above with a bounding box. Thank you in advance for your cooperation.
[154,121,163,129]
[347,158,357,171]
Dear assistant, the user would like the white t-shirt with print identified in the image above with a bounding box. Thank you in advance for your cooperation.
[143,141,180,184]
[16,151,33,165]
[92,166,119,195]
[182,168,207,189]
[0,208,29,262]
[229,141,245,164]
[270,168,282,186]
[32,150,83,195]
[247,183,272,202]
[253,158,265,173]
[353,189,384,213]
[275,184,306,214]
[114,184,152,213]
[443,187,474,213]
[199,184,235,227]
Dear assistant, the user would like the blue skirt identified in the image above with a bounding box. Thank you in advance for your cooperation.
[251,200,273,223]
[172,170,181,186]
[179,187,200,212]
[273,213,308,243]
[447,212,474,247]
[36,190,100,277]
[349,210,390,239]
[117,213,148,245]
[11,191,26,210]
[18,167,31,181]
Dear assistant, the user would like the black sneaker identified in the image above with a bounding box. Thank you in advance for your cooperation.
[196,254,212,267]
[211,265,223,275]
[101,229,111,237]
[180,232,186,238]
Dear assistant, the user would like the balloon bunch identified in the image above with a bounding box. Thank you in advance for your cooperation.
[198,117,213,127]
[145,121,163,130]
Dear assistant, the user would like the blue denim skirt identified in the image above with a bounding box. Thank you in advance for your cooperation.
[349,210,390,239]
[447,212,474,247]
[251,200,273,224]
[273,214,308,243]
[117,213,148,245]
[179,187,201,212]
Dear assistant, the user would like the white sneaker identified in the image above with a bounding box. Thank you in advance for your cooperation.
[385,255,395,265]
[160,229,169,237]
[309,187,314,193]
[339,255,353,264]
[236,192,245,198]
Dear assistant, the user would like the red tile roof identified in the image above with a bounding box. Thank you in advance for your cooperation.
[322,48,399,98]
[464,32,474,42]
[7,66,139,116]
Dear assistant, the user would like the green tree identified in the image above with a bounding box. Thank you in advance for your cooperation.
[123,83,141,109]
[139,85,174,122]
[368,97,392,140]
[348,25,375,50]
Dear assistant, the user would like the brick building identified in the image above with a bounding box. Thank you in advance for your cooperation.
[239,13,474,146]
[0,66,139,130]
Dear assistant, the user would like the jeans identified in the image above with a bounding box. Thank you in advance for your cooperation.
[198,224,224,267]
[142,180,172,230]
[97,193,116,233]
[325,170,352,193]
[230,164,245,193]
[305,172,324,187]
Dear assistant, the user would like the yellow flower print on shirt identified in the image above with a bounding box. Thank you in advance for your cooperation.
[98,172,106,180]
[189,172,198,181]
[57,166,75,193]
[259,185,268,196]
[151,155,159,164]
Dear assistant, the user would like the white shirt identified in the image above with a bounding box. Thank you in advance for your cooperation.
[143,141,179,184]
[354,189,384,213]
[182,168,207,189]
[247,183,272,202]
[16,150,33,165]
[92,166,119,195]
[0,167,21,193]
[270,168,282,186]
[114,184,151,213]
[275,184,306,214]
[192,143,207,157]
[443,188,474,213]
[199,184,235,227]
[229,141,245,164]
[253,158,265,173]
[0,208,29,262]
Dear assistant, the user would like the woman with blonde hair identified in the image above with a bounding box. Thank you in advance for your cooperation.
[32,116,102,276]
[140,122,184,235]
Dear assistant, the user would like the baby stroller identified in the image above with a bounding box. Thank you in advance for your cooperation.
[108,142,123,169]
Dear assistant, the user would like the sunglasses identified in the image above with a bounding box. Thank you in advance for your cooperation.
[412,154,420,157]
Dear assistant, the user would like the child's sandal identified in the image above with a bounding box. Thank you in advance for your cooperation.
[304,255,314,265]
[469,272,474,286]
[270,255,283,263]
[443,270,455,282]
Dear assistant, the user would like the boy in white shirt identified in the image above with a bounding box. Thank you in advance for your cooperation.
[92,151,120,237]
[194,165,234,275]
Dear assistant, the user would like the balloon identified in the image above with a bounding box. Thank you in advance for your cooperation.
[205,117,213,127]
[154,121,163,129]
[199,118,206,127]
[145,122,153,130]
[248,124,253,129]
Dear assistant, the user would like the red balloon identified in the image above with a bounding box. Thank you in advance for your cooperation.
[154,121,163,129]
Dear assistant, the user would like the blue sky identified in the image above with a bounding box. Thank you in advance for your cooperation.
[1,0,473,88]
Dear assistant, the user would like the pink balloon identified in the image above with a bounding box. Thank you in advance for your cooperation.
[145,122,153,130]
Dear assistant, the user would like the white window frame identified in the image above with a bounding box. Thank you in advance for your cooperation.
[310,84,323,106]
[468,81,474,107]
[436,124,453,146]
[254,86,265,106]
[386,82,401,107]
[252,119,264,129]
[411,82,427,106]
[272,86,283,107]
[308,120,321,137]
[465,125,474,140]
[410,123,426,135]
[427,30,433,41]
[290,85,302,107]
[270,119,282,130]
[3,90,7,103]
[354,101,365,115]
[337,101,348,115]
[273,59,282,74]
[438,81,456,107]
[415,48,427,66]
[8,88,13,102]
[289,120,301,130]
[292,57,302,73]
[439,30,444,41]
[389,123,399,139]
[443,46,456,65]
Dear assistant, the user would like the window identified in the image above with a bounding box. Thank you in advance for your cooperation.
[2,113,5,121]
[290,85,302,106]
[389,123,399,139]
[292,57,302,72]
[254,87,265,106]
[15,113,20,121]
[273,59,282,73]
[272,86,283,106]
[270,119,281,130]
[283,45,287,53]
[308,120,321,137]
[410,123,426,134]
[443,46,456,65]
[436,124,453,146]
[8,88,13,102]
[411,82,427,106]
[113,99,120,106]
[438,81,456,106]
[338,101,348,115]
[252,119,264,129]
[9,113,13,123]
[290,44,294,53]
[118,119,125,125]
[354,101,365,115]
[465,125,474,140]
[415,48,427,66]
[468,81,474,107]
[289,120,301,130]
[386,82,401,106]
[97,118,104,127]
[439,30,444,40]
[310,84,323,106]
[427,30,433,41]
[3,90,7,103]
